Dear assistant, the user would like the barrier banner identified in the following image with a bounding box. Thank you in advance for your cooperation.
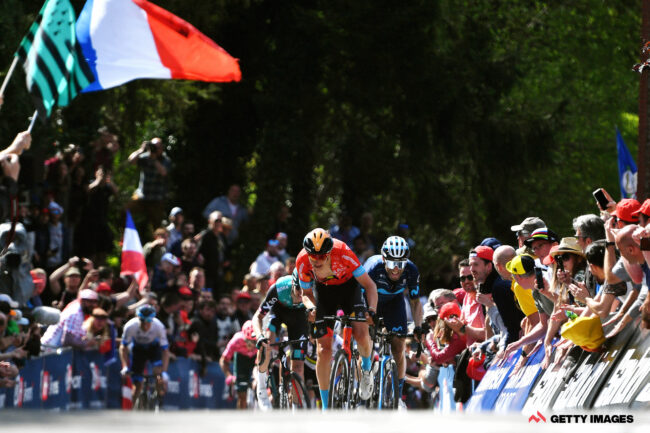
[106,361,123,409]
[494,345,545,412]
[593,323,650,409]
[466,350,519,412]
[434,365,456,413]
[551,319,636,410]
[5,357,43,409]
[41,350,73,410]
[74,350,108,409]
[196,361,225,409]
[163,357,190,410]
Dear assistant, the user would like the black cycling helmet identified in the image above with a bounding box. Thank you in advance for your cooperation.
[303,228,334,255]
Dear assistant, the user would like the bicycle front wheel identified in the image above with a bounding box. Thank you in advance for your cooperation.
[287,372,311,409]
[328,350,350,409]
[380,359,399,410]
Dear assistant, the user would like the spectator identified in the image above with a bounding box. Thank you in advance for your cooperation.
[49,257,93,310]
[43,201,68,272]
[455,259,485,346]
[179,238,202,275]
[330,213,360,248]
[28,268,47,308]
[40,289,100,351]
[82,307,116,359]
[169,220,196,258]
[166,207,184,248]
[249,239,281,277]
[128,137,172,233]
[143,227,168,271]
[267,261,286,287]
[352,235,374,265]
[151,253,180,295]
[202,184,249,244]
[188,300,219,361]
[215,294,240,356]
[275,232,290,263]
[234,292,253,327]
[285,257,296,275]
[91,126,120,172]
[197,211,226,294]
[510,216,545,255]
[425,303,466,365]
[523,228,559,264]
[572,214,605,252]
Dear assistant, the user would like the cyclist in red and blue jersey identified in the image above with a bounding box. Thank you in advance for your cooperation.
[364,236,423,402]
[296,228,378,408]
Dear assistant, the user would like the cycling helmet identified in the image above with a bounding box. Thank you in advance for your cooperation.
[137,305,156,323]
[381,236,410,260]
[242,320,256,341]
[303,228,334,255]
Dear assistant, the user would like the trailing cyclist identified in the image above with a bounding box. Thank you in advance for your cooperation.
[252,270,313,410]
[365,236,423,407]
[296,228,378,409]
[219,320,258,409]
[119,305,170,406]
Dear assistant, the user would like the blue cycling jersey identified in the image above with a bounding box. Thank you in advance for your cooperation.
[364,254,420,303]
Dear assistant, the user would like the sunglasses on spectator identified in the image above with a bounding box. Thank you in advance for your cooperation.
[307,253,329,261]
[558,253,575,261]
[385,259,407,270]
[93,315,109,320]
[459,275,473,282]
[448,314,459,319]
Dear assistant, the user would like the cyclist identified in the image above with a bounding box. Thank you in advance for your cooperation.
[364,236,423,405]
[219,320,258,409]
[252,270,313,410]
[119,305,170,405]
[296,228,378,408]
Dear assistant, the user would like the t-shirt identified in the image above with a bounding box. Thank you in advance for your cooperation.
[612,258,642,292]
[531,289,554,316]
[363,255,420,301]
[121,317,169,348]
[296,239,365,289]
[511,279,538,317]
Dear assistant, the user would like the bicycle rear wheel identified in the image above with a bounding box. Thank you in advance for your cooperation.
[287,372,311,409]
[380,359,399,409]
[328,350,349,409]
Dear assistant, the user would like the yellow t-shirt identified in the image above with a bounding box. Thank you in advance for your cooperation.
[511,279,538,317]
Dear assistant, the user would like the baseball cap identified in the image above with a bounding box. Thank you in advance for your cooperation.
[237,292,252,301]
[612,198,641,223]
[0,294,18,308]
[276,232,288,240]
[169,207,183,218]
[479,237,502,250]
[161,252,180,266]
[79,289,99,301]
[505,254,535,275]
[510,217,546,236]
[524,228,559,246]
[96,282,112,294]
[439,303,461,321]
[65,267,81,277]
[178,286,193,299]
[470,246,494,262]
[423,303,437,320]
[632,198,650,218]
[30,270,46,286]
[48,201,64,216]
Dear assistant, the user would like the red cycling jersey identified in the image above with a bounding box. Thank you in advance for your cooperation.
[296,239,365,289]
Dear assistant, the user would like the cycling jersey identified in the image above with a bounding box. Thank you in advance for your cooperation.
[121,317,169,349]
[296,239,365,289]
[221,331,257,361]
[364,255,420,301]
[258,275,304,316]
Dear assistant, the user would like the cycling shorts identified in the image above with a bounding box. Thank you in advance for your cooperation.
[376,295,408,334]
[313,278,367,338]
[131,342,162,383]
[233,352,255,393]
[267,304,308,360]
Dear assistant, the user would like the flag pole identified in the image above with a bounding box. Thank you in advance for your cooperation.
[27,110,37,133]
[0,57,19,106]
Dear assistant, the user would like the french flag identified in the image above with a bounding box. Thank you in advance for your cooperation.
[76,0,241,92]
[121,211,149,292]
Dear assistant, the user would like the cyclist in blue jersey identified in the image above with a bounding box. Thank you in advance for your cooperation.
[252,271,314,410]
[364,236,423,402]
[119,305,170,404]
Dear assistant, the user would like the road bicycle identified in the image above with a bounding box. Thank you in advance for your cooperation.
[133,374,163,411]
[323,314,367,409]
[260,338,311,409]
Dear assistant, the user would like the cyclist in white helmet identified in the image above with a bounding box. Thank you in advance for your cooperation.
[364,236,423,405]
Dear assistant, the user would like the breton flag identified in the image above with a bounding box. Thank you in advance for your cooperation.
[15,0,95,119]
[76,0,242,92]
[616,127,637,199]
[121,211,148,292]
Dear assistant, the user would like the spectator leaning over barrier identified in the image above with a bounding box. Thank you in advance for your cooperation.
[454,259,485,346]
[41,289,99,351]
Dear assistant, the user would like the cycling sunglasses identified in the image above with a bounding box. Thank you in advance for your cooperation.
[385,259,407,270]
[459,275,474,282]
[307,252,329,260]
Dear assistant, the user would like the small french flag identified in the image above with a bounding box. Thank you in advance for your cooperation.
[76,0,241,92]
[121,211,149,292]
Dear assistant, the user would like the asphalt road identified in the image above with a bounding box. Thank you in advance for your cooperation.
[2,410,649,433]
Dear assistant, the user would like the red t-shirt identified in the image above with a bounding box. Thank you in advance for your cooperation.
[296,239,365,289]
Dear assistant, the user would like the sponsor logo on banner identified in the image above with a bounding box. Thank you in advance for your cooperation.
[41,371,50,401]
[65,364,72,394]
[199,382,213,398]
[90,362,103,390]
[14,376,23,407]
[189,370,199,398]
[167,380,180,394]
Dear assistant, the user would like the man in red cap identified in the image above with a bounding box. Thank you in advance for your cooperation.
[468,246,524,350]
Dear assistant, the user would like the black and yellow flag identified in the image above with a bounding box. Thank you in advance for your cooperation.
[15,0,94,119]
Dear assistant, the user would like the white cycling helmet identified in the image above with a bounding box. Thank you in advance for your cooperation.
[381,236,410,260]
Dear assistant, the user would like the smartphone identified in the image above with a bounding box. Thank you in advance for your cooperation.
[641,237,650,251]
[592,188,610,211]
[535,268,545,290]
